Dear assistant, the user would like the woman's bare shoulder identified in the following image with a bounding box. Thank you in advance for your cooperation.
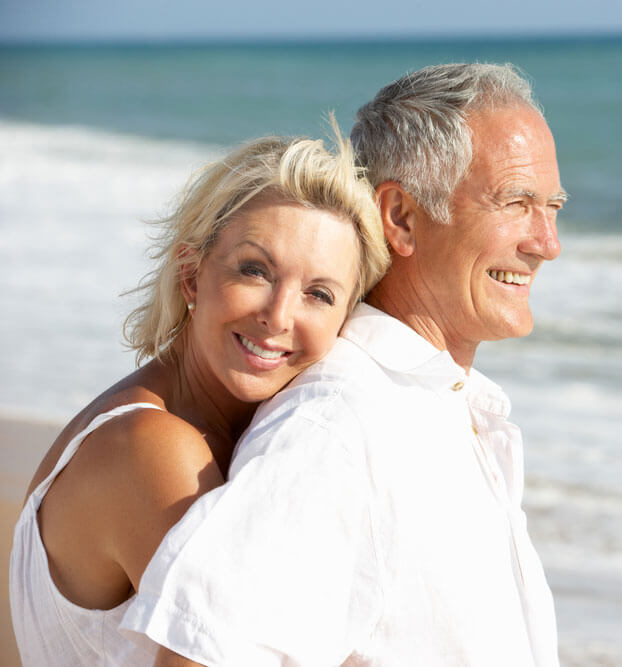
[26,381,223,505]
[31,394,226,602]
[100,406,223,497]
[23,379,163,499]
[90,405,226,587]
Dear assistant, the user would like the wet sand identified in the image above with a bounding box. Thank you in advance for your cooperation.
[1,415,63,666]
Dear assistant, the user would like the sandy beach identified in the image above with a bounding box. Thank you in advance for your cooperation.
[1,414,63,666]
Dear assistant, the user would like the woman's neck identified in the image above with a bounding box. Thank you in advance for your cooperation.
[146,341,258,474]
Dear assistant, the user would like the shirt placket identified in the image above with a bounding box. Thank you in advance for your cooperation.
[459,389,527,589]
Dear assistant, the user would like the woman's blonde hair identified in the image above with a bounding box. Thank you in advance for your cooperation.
[124,124,390,364]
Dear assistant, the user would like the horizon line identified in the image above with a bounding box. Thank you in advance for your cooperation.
[1,29,621,48]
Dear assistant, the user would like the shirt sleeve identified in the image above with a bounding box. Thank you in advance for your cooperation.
[119,403,381,666]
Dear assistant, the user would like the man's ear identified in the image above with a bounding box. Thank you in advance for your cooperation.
[177,245,200,307]
[375,182,418,257]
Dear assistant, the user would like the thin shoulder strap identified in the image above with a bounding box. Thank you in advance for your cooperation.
[29,402,163,509]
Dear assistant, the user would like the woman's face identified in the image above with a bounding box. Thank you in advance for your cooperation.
[184,200,361,403]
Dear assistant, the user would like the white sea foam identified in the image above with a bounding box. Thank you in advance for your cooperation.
[0,119,223,418]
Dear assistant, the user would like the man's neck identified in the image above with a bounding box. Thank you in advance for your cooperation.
[365,273,477,372]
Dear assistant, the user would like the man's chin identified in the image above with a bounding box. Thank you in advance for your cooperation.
[483,314,535,342]
[503,319,534,341]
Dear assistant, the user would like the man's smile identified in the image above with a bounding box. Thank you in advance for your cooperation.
[486,269,532,286]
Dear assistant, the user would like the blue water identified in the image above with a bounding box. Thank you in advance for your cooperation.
[1,35,621,228]
[1,36,621,665]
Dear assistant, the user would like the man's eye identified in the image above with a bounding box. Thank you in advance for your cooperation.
[309,288,334,306]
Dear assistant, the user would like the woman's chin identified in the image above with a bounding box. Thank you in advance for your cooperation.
[227,374,294,404]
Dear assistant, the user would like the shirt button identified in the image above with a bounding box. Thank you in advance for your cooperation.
[451,381,465,391]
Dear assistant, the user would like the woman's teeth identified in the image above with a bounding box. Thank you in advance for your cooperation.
[239,335,286,360]
[487,270,531,286]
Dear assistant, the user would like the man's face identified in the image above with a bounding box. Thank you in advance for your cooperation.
[411,106,565,351]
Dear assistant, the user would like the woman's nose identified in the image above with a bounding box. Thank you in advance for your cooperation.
[258,286,296,334]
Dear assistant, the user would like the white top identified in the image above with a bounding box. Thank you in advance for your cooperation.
[121,304,559,666]
[10,403,162,667]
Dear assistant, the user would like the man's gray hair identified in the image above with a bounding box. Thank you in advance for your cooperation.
[350,63,541,223]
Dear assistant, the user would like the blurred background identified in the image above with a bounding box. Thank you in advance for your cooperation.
[1,1,621,664]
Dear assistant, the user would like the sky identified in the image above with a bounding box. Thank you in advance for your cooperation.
[1,0,621,42]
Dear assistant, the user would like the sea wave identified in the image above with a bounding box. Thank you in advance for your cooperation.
[0,119,225,419]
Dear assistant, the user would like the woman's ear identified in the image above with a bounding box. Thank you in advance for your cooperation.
[375,182,418,257]
[177,245,200,308]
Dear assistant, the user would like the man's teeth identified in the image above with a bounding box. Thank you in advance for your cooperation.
[487,270,531,286]
[239,335,286,360]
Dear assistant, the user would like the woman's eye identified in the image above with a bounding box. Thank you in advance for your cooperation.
[309,288,334,306]
[240,263,268,279]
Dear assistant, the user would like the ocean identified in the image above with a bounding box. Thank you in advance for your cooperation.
[1,35,621,664]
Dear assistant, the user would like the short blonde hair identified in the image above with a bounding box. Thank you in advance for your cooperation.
[124,127,389,363]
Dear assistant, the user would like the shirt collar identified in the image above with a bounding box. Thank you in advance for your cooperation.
[341,303,464,386]
[341,303,510,418]
[466,368,511,419]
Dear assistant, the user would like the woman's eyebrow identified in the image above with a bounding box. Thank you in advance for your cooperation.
[234,240,276,266]
[234,240,349,294]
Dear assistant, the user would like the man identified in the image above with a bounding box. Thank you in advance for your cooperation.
[121,63,566,666]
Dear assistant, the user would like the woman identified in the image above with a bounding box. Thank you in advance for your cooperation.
[10,131,389,666]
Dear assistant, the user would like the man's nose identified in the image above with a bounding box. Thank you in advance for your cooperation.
[518,207,561,261]
[259,286,296,334]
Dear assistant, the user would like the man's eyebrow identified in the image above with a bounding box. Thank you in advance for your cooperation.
[499,188,569,202]
[551,189,569,203]
[498,188,536,201]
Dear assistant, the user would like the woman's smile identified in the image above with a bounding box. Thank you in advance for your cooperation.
[234,333,292,368]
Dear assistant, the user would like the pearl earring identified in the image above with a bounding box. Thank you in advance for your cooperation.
[187,302,196,311]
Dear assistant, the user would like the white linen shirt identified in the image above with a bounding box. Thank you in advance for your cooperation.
[121,303,559,666]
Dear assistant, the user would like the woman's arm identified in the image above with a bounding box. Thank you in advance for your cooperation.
[155,646,206,667]
[103,408,226,592]
[37,406,225,610]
